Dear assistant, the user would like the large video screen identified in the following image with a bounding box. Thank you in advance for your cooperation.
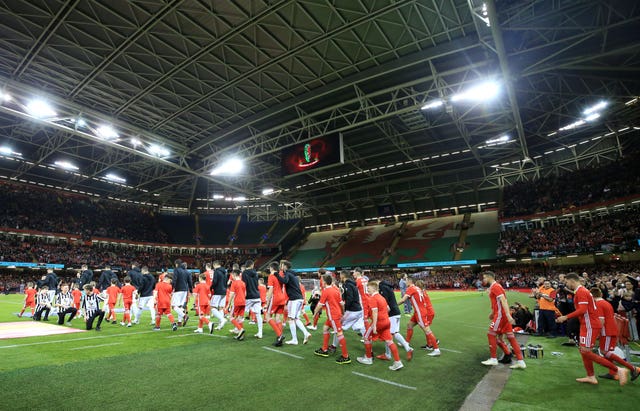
[281,133,344,176]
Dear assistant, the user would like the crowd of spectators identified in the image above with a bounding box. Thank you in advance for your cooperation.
[502,150,640,218]
[498,208,640,257]
[0,182,168,242]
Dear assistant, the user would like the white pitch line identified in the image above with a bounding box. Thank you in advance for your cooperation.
[439,347,463,354]
[0,329,172,349]
[261,346,304,359]
[351,371,417,390]
[70,342,123,350]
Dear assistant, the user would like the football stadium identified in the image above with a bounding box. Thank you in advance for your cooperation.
[0,1,639,410]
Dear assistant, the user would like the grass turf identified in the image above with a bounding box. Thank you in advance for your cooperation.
[1,291,638,410]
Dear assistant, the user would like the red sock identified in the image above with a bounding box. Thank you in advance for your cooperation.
[388,342,400,361]
[31,308,35,315]
[313,313,320,327]
[427,332,439,349]
[606,353,634,372]
[199,318,204,328]
[303,312,311,324]
[496,339,510,355]
[322,332,330,350]
[406,328,414,343]
[125,312,130,323]
[250,311,256,322]
[337,334,348,357]
[268,319,281,336]
[203,317,210,325]
[19,308,25,316]
[507,335,523,360]
[231,319,243,330]
[168,314,175,323]
[155,315,161,327]
[365,342,373,358]
[582,351,616,375]
[488,333,498,358]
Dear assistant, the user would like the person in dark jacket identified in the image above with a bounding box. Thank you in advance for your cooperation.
[172,259,192,327]
[241,260,264,338]
[379,279,413,360]
[98,265,118,291]
[134,266,156,325]
[210,261,228,330]
[78,264,94,288]
[127,263,144,323]
[276,260,311,345]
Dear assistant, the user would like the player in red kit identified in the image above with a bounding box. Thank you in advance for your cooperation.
[71,283,82,318]
[480,271,526,369]
[556,273,627,385]
[398,277,441,357]
[227,270,247,341]
[313,274,351,364]
[353,268,369,320]
[18,282,37,317]
[120,276,137,327]
[357,281,404,371]
[299,280,312,326]
[193,273,213,334]
[590,287,640,381]
[153,274,177,331]
[266,262,286,346]
[105,278,121,324]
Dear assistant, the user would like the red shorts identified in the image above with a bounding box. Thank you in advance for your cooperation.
[157,307,171,315]
[123,301,132,311]
[364,322,392,342]
[411,312,429,327]
[198,305,211,316]
[489,319,513,335]
[269,303,285,315]
[24,301,36,308]
[108,303,116,310]
[599,335,617,353]
[426,314,435,326]
[325,318,343,333]
[579,326,600,349]
[233,305,245,317]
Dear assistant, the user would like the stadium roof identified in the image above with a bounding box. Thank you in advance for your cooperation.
[0,0,638,224]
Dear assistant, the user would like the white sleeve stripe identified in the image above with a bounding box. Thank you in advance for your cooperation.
[578,302,588,305]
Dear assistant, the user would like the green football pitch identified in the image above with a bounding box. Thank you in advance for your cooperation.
[1,291,638,410]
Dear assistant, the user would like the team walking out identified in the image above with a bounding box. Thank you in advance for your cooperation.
[16,263,639,384]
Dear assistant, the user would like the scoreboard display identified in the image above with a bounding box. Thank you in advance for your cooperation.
[281,133,344,176]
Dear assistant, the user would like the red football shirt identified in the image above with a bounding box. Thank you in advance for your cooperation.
[319,285,342,321]
[567,285,601,330]
[406,285,427,317]
[267,273,286,306]
[368,292,390,327]
[356,277,370,316]
[596,298,617,336]
[193,283,210,306]
[155,282,173,309]
[423,288,435,317]
[71,289,82,304]
[489,281,508,323]
[121,284,136,303]
[230,279,246,306]
[204,269,213,290]
[259,284,267,304]
[25,288,37,304]
[106,285,121,304]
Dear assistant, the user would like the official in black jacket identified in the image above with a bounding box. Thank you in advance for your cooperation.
[171,259,192,326]
[379,280,413,359]
[98,265,118,291]
[134,266,156,325]
[78,265,94,288]
[338,270,366,336]
[210,261,228,330]
[242,260,264,338]
[276,260,311,345]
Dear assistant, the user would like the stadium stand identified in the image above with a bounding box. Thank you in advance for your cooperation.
[289,228,350,268]
[386,215,463,264]
[158,214,195,244]
[458,211,501,261]
[234,219,273,245]
[326,223,400,266]
[199,214,241,245]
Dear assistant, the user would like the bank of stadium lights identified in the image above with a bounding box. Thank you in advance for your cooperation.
[25,99,57,118]
[147,144,170,157]
[0,146,21,157]
[232,196,246,202]
[262,188,274,195]
[421,80,500,111]
[53,160,78,171]
[480,135,511,148]
[553,100,608,134]
[104,173,126,183]
[1,92,10,102]
[210,157,244,176]
[95,125,119,140]
[130,138,141,147]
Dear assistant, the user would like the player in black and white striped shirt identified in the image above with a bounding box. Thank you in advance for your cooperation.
[81,284,105,331]
[33,286,52,321]
[55,284,77,326]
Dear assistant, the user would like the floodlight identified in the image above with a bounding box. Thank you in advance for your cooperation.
[131,138,141,147]
[212,194,224,199]
[1,92,10,102]
[105,173,126,183]
[451,81,500,102]
[96,125,119,139]
[583,101,607,116]
[210,157,244,176]
[233,196,247,202]
[421,100,443,110]
[485,135,510,145]
[26,99,57,118]
[262,188,274,195]
[559,120,586,131]
[584,113,600,122]
[75,118,87,128]
[54,160,79,171]
[147,144,170,157]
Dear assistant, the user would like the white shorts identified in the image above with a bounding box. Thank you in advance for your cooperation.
[211,294,226,308]
[287,300,304,319]
[246,298,262,314]
[390,314,401,334]
[171,291,187,307]
[139,296,154,310]
[342,310,365,331]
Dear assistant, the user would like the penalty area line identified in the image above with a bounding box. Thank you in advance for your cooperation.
[351,371,417,391]
[70,342,122,350]
[261,346,304,359]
